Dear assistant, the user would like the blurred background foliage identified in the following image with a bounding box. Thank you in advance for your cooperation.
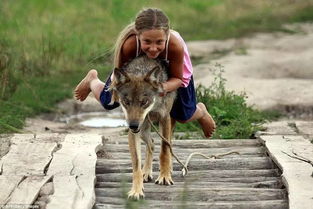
[0,0,313,133]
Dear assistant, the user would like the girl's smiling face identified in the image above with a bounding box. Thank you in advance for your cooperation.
[138,29,167,59]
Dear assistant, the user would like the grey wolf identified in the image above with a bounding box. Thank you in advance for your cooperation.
[111,55,176,199]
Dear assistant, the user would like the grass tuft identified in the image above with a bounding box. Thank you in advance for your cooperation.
[175,63,278,139]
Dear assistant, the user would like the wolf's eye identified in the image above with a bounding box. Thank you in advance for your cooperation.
[140,99,149,107]
[123,98,130,106]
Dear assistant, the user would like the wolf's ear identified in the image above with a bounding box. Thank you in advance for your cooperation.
[144,66,163,88]
[113,68,130,86]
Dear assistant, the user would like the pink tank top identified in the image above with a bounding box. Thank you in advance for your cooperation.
[136,30,193,87]
[171,31,193,87]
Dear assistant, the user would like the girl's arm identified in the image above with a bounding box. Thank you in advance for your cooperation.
[162,35,184,94]
[119,35,137,68]
[111,35,136,80]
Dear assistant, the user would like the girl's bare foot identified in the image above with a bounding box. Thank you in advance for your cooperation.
[74,69,98,101]
[197,103,216,138]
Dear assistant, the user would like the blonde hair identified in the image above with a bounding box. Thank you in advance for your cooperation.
[113,8,170,68]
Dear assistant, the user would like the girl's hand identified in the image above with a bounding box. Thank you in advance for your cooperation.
[159,83,167,97]
[159,90,167,97]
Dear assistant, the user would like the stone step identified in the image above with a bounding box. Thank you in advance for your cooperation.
[95,179,284,189]
[96,157,275,173]
[102,144,266,156]
[95,187,287,201]
[96,169,281,182]
[94,199,288,209]
[105,138,262,148]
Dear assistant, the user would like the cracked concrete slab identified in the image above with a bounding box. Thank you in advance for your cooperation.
[259,134,313,209]
[5,175,52,207]
[46,134,102,209]
[258,120,313,143]
[1,143,57,175]
[0,175,25,205]
[46,175,95,209]
[47,134,101,176]
[0,135,11,160]
[257,121,297,136]
[295,121,313,139]
[0,134,102,209]
[0,134,58,175]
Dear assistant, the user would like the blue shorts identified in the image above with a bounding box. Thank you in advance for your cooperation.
[100,74,197,121]
[170,76,197,121]
[99,74,120,110]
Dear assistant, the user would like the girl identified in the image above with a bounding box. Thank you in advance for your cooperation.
[74,8,216,138]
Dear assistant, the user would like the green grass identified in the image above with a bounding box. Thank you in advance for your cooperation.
[0,0,312,134]
[0,70,83,133]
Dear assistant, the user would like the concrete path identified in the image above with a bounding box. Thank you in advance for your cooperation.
[257,120,313,209]
[0,121,312,208]
[0,133,103,209]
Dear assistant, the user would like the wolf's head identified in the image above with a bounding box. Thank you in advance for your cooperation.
[111,64,165,133]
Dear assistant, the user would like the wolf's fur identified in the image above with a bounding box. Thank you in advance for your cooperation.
[111,55,176,199]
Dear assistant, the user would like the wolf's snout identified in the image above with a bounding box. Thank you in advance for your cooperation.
[129,121,140,133]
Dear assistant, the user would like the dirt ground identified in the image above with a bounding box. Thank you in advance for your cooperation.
[15,23,313,136]
[188,23,313,118]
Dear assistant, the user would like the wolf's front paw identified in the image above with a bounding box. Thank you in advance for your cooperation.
[143,173,153,183]
[128,187,145,200]
[143,171,153,183]
[155,173,174,185]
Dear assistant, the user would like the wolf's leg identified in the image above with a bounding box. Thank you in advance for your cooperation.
[140,122,154,182]
[171,117,176,135]
[128,131,144,199]
[155,116,174,185]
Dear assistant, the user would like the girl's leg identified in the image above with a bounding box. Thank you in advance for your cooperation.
[74,69,105,102]
[177,102,216,138]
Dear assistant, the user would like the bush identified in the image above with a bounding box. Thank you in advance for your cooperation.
[175,63,268,139]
